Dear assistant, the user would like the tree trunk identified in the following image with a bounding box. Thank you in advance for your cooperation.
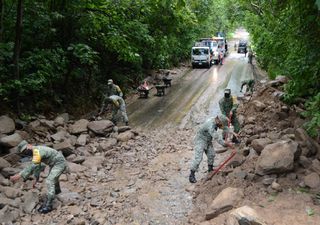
[12,0,23,113]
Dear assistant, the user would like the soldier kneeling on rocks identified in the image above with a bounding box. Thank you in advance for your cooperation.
[10,140,67,214]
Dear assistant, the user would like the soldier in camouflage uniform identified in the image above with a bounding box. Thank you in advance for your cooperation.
[100,95,129,126]
[104,79,123,98]
[219,89,240,134]
[189,115,232,183]
[240,79,255,93]
[10,140,66,214]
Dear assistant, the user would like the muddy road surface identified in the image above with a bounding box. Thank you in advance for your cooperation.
[127,50,253,130]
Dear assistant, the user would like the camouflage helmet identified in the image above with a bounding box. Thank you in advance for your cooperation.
[224,89,231,98]
[17,140,28,153]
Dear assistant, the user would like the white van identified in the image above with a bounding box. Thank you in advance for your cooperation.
[191,46,212,68]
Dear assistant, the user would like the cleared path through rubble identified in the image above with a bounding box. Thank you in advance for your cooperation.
[124,48,254,224]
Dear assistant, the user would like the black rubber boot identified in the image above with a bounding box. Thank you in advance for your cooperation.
[55,182,61,195]
[38,199,53,214]
[232,135,240,144]
[208,165,213,172]
[189,170,197,183]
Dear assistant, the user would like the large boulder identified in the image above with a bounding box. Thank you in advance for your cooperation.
[255,140,299,175]
[69,119,89,134]
[0,116,15,134]
[251,138,272,154]
[205,187,244,220]
[87,120,114,135]
[0,133,22,147]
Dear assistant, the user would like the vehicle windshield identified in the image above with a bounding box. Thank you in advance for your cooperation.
[192,48,209,55]
[239,42,247,47]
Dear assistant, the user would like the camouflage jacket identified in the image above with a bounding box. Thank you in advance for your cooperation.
[20,146,65,180]
[104,84,123,98]
[195,117,226,147]
[219,96,238,116]
[109,95,125,109]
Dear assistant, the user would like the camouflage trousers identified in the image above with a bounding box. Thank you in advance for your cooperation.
[46,159,66,204]
[112,105,128,123]
[231,113,240,133]
[190,137,215,172]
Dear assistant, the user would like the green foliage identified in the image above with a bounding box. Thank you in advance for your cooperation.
[238,0,320,138]
[0,0,236,114]
[302,93,320,138]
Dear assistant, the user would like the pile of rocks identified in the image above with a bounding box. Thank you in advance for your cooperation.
[190,76,320,224]
[0,114,138,224]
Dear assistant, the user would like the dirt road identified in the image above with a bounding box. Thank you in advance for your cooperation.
[127,50,253,130]
[120,48,254,224]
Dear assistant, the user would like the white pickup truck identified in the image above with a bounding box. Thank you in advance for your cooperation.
[191,46,212,68]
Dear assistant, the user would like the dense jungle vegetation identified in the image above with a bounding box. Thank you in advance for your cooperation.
[0,0,319,137]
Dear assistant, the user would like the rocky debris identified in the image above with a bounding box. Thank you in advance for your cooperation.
[1,167,21,178]
[53,140,75,156]
[0,115,15,134]
[0,186,21,199]
[226,205,267,225]
[304,172,320,189]
[76,134,89,146]
[0,158,11,170]
[0,205,20,224]
[22,191,39,213]
[191,77,320,225]
[205,187,244,220]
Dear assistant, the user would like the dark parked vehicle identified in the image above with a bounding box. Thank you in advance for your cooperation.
[237,40,247,53]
